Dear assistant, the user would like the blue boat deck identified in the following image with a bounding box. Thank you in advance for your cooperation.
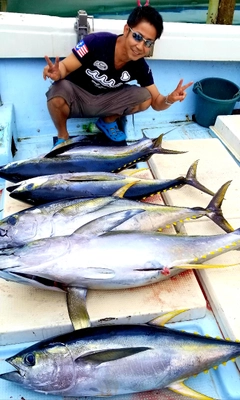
[0,10,240,398]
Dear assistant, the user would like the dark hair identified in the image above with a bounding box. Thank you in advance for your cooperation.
[127,6,163,39]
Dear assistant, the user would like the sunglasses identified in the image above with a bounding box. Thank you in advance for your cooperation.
[129,27,155,48]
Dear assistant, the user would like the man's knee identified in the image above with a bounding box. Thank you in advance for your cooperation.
[138,97,152,112]
[46,80,72,109]
[130,97,152,114]
[47,96,67,110]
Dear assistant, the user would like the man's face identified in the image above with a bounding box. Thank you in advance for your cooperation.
[124,21,157,60]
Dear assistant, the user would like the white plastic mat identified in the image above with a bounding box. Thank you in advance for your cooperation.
[149,137,240,369]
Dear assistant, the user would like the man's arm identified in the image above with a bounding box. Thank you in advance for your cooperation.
[43,53,82,81]
[146,79,193,111]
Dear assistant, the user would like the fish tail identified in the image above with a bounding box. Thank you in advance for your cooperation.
[184,160,215,196]
[204,181,235,233]
[152,134,186,155]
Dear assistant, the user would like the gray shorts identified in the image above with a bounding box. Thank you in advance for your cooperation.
[46,80,151,118]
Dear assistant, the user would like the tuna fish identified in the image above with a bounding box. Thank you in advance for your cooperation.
[0,181,234,249]
[0,210,239,329]
[0,134,186,183]
[6,160,214,205]
[0,324,239,399]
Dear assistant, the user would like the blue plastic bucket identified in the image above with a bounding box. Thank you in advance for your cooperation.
[193,77,240,127]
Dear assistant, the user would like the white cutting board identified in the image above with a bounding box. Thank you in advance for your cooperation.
[149,138,240,367]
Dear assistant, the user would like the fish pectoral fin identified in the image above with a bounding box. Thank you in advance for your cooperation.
[74,209,144,237]
[66,287,91,330]
[148,309,190,326]
[76,347,151,365]
[65,175,104,182]
[175,263,239,270]
[77,267,115,280]
[55,197,114,217]
[168,381,217,400]
[66,173,120,182]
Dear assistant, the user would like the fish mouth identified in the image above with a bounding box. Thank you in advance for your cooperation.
[0,228,8,238]
[6,184,20,193]
[0,365,25,383]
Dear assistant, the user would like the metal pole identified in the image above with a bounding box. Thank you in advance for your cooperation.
[206,0,220,23]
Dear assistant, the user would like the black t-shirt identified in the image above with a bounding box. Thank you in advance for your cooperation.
[67,32,154,95]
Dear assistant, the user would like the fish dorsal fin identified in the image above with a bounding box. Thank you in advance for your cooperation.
[55,197,114,217]
[168,381,217,400]
[153,133,164,148]
[44,136,92,157]
[73,209,144,237]
[76,347,150,365]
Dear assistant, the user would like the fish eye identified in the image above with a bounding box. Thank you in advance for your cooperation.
[8,216,17,226]
[26,183,35,190]
[24,353,35,366]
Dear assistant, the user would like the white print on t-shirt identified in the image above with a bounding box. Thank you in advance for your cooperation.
[93,60,108,70]
[121,71,131,81]
[86,69,123,89]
